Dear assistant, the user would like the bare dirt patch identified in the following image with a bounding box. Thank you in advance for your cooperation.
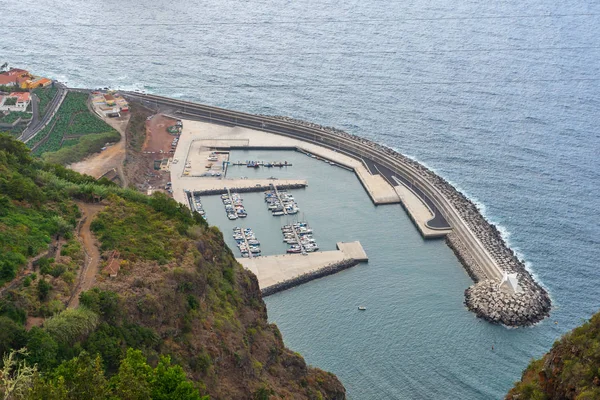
[144,114,179,153]
[68,112,130,183]
[25,316,44,330]
[122,103,175,192]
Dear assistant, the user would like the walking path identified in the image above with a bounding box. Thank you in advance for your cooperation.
[67,202,103,308]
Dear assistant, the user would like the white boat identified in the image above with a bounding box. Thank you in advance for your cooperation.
[358,306,367,311]
[227,214,238,220]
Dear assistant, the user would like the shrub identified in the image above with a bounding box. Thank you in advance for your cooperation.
[37,279,51,301]
[44,307,100,344]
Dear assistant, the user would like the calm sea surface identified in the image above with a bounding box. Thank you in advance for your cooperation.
[2,0,599,398]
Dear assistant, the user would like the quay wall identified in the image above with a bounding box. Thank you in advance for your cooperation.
[261,259,359,297]
[123,92,551,327]
[193,182,306,196]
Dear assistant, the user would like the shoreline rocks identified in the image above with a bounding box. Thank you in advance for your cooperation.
[265,115,551,326]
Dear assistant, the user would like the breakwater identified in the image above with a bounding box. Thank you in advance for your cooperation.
[268,116,551,326]
[192,183,306,196]
[123,91,551,326]
[261,259,359,297]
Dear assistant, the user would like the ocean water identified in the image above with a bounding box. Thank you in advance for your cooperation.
[2,0,600,398]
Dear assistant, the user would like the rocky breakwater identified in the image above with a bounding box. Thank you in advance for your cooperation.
[465,280,551,326]
[265,115,552,327]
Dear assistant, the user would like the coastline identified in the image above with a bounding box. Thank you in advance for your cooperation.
[268,115,551,326]
[119,91,552,326]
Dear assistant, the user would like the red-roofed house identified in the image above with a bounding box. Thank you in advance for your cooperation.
[0,92,31,111]
[0,68,30,87]
[103,250,121,278]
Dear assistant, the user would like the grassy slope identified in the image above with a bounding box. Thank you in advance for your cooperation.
[507,313,600,400]
[0,134,345,399]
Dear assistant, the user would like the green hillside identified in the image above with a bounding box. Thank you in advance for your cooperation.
[507,313,600,400]
[0,134,345,399]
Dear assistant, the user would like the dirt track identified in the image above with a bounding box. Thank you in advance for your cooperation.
[69,113,130,186]
[68,202,104,309]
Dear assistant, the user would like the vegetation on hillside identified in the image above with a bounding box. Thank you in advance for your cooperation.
[0,134,345,399]
[507,312,600,400]
[31,86,57,117]
[0,112,31,124]
[25,92,119,164]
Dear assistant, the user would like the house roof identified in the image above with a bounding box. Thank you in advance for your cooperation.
[103,250,121,277]
[9,92,30,103]
[0,75,17,85]
[0,69,30,85]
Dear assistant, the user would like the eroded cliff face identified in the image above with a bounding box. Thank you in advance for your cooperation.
[506,312,600,400]
[92,197,346,399]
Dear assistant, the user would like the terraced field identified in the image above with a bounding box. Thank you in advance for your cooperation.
[27,92,118,157]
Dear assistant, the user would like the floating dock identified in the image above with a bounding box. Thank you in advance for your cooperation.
[237,241,368,296]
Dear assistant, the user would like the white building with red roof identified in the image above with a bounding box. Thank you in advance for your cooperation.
[0,92,31,111]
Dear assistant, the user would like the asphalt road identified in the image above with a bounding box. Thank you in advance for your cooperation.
[19,83,66,142]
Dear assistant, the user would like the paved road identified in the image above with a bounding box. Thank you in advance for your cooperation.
[133,94,451,230]
[30,93,40,128]
[361,157,451,229]
[19,83,66,142]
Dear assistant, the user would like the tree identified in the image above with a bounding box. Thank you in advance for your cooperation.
[150,356,203,400]
[0,348,37,400]
[36,279,51,301]
[0,317,27,363]
[111,349,152,400]
[25,327,58,371]
[50,352,108,400]
[24,373,67,400]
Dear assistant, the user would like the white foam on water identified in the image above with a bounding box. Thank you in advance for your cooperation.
[388,147,547,286]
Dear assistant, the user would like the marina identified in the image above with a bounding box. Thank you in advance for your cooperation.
[264,185,299,216]
[282,222,318,254]
[231,160,292,168]
[221,189,247,220]
[184,189,206,218]
[164,110,549,326]
[233,227,261,258]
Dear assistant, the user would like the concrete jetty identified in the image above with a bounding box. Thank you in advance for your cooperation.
[184,180,307,198]
[238,241,368,296]
[126,92,551,327]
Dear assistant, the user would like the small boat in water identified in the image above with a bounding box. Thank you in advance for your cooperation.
[358,306,367,311]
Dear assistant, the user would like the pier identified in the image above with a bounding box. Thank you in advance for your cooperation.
[233,227,261,258]
[240,229,253,259]
[174,180,307,202]
[237,241,368,296]
[272,184,287,215]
